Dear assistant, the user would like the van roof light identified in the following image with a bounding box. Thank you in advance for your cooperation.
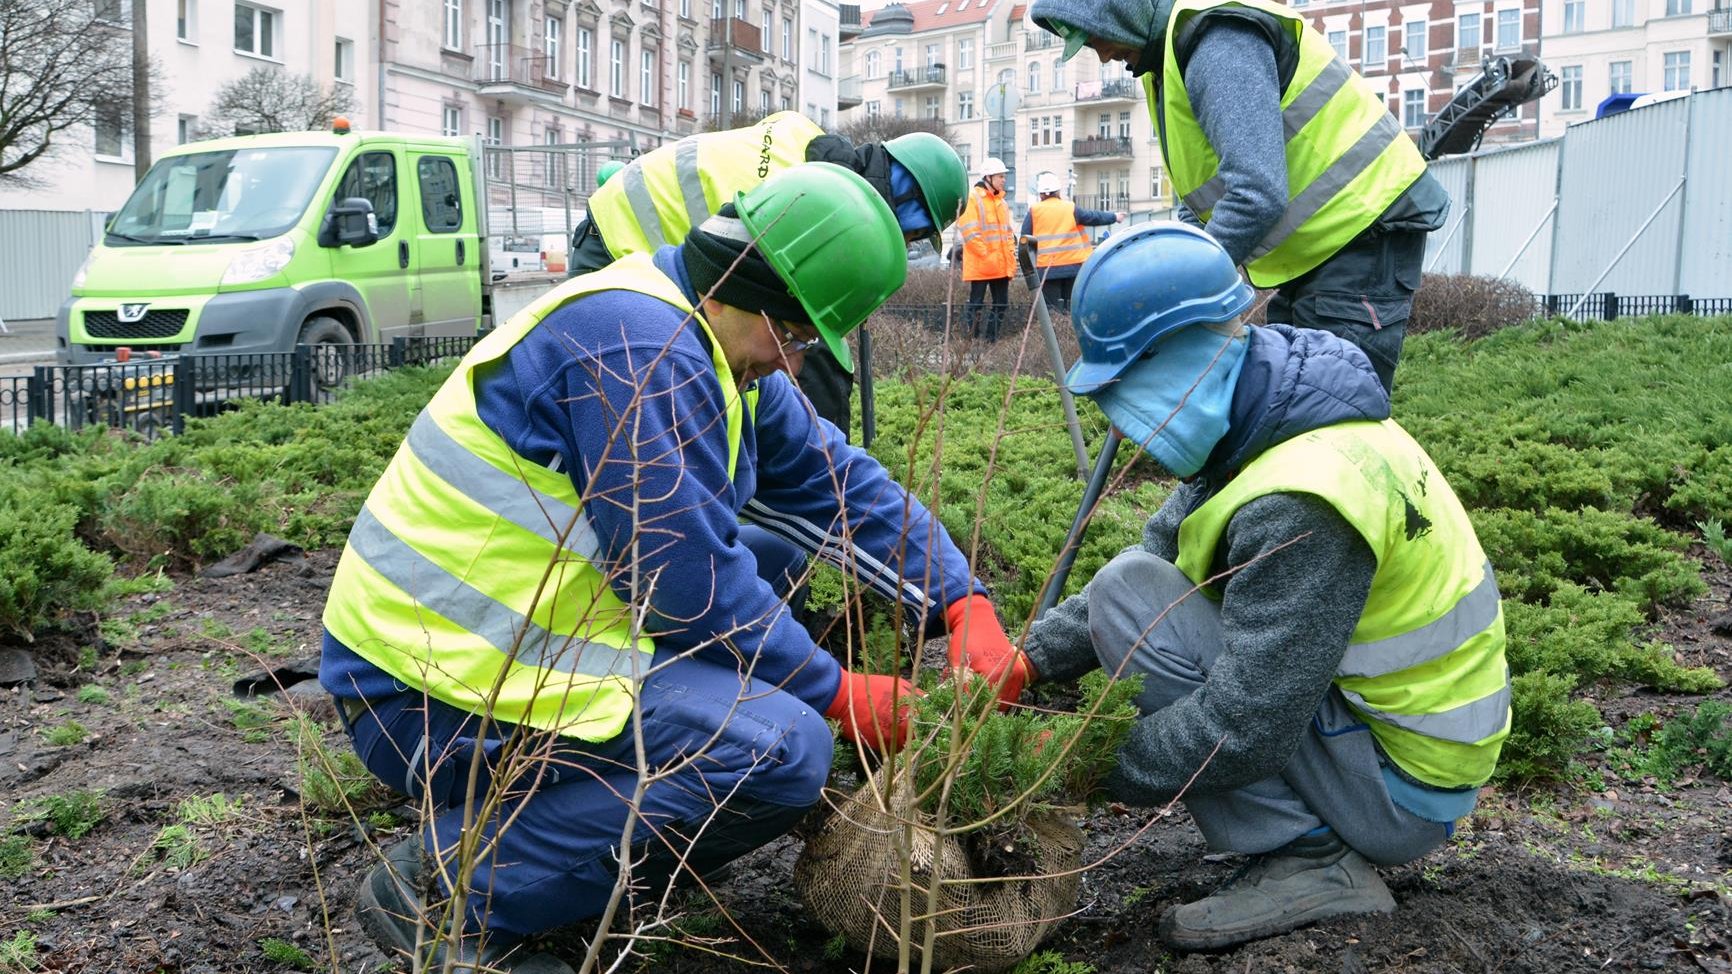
[332,116,351,134]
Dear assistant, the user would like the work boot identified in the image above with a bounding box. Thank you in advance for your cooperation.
[1158,830,1395,951]
[357,837,575,974]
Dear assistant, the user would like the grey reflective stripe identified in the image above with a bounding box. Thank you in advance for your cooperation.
[1179,57,1358,216]
[674,137,711,233]
[620,163,668,248]
[1337,563,1502,679]
[1033,232,1084,242]
[348,506,641,680]
[1282,58,1353,139]
[1248,112,1405,261]
[1039,242,1092,254]
[1340,675,1511,745]
[405,414,601,561]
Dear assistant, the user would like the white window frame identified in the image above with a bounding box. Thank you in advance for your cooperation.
[177,114,197,144]
[821,33,831,75]
[866,50,881,78]
[444,0,463,50]
[1053,59,1064,90]
[1560,65,1582,110]
[1663,50,1691,91]
[958,38,973,69]
[762,7,773,53]
[611,38,625,96]
[234,2,279,60]
[442,105,462,137]
[1457,13,1481,55]
[783,18,792,60]
[1403,20,1426,61]
[732,79,744,113]
[577,28,593,88]
[93,101,131,162]
[1609,59,1633,94]
[545,18,563,80]
[678,60,691,109]
[641,49,656,105]
[334,38,355,83]
[866,99,880,118]
[1612,0,1634,27]
[1363,25,1386,70]
[1562,0,1584,33]
[1327,29,1347,61]
[1494,8,1520,53]
[177,0,197,43]
[1028,59,1041,93]
[1665,0,1692,15]
[958,90,974,119]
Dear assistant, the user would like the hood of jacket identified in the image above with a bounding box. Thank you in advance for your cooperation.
[1199,323,1392,481]
[1029,0,1176,75]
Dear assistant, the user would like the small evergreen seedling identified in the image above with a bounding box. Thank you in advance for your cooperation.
[259,937,314,970]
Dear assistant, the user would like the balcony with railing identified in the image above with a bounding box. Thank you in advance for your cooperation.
[1710,4,1732,35]
[474,44,567,102]
[838,75,864,108]
[1077,194,1130,212]
[1072,136,1134,160]
[1073,79,1140,104]
[889,65,947,90]
[840,3,863,38]
[707,17,763,59]
[987,40,1018,61]
[1025,31,1057,51]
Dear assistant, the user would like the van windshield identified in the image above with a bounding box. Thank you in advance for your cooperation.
[107,146,339,246]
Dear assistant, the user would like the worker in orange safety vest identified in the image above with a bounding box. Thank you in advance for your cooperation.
[1019,170,1125,312]
[955,157,1016,341]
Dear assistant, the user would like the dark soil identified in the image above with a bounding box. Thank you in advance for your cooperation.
[2,551,1730,973]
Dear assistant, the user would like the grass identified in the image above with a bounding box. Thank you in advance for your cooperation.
[259,937,314,970]
[14,789,106,840]
[150,824,206,869]
[39,720,88,747]
[178,792,246,827]
[75,685,110,705]
[224,698,275,744]
[0,835,30,879]
[1012,950,1097,974]
[289,715,388,815]
[0,931,38,972]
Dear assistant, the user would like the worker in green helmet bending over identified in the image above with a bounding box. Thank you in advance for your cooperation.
[1019,224,1508,951]
[322,163,1030,974]
[569,111,968,436]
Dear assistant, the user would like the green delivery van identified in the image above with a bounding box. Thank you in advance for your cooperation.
[57,127,494,366]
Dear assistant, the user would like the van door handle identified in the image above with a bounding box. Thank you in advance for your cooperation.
[456,239,466,265]
[398,240,410,268]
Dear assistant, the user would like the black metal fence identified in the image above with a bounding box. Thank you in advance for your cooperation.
[1543,293,1732,320]
[1,335,481,441]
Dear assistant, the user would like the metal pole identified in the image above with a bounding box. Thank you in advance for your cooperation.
[1018,241,1089,479]
[1423,204,1470,273]
[1565,178,1685,320]
[858,326,876,447]
[1037,428,1122,615]
[1496,199,1558,280]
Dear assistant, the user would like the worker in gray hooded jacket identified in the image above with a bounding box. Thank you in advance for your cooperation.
[1026,0,1450,393]
[1020,223,1509,950]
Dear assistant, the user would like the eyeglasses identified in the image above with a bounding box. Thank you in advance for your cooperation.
[766,313,821,355]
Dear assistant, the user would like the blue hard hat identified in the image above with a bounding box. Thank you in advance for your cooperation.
[1064,222,1255,395]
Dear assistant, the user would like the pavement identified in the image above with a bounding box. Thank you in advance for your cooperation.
[0,318,57,369]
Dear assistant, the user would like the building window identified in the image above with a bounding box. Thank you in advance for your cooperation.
[808,28,819,69]
[1028,60,1040,93]
[761,89,771,112]
[821,33,832,74]
[783,18,792,60]
[956,143,971,171]
[234,2,278,58]
[485,115,504,178]
[710,71,721,113]
[1097,111,1111,137]
[762,7,773,53]
[820,106,830,125]
[177,0,196,41]
[1403,20,1426,60]
[894,96,904,116]
[1150,166,1167,201]
[1457,14,1480,55]
[335,38,355,83]
[1032,116,1044,147]
[610,38,625,96]
[1663,50,1691,90]
[577,28,593,88]
[441,105,461,136]
[177,114,197,144]
[959,38,973,69]
[1054,114,1062,142]
[958,91,974,119]
[1665,0,1692,14]
[894,46,904,73]
[678,60,690,109]
[1495,9,1519,51]
[544,18,562,79]
[1612,0,1634,26]
[924,94,940,118]
[925,42,940,67]
[733,79,744,113]
[1562,0,1584,33]
[866,50,881,78]
[866,99,880,118]
[1560,65,1582,109]
[642,50,656,105]
[1715,48,1723,88]
[546,126,563,186]
[1054,60,1064,90]
[1363,25,1386,70]
[1609,60,1633,94]
[444,0,462,49]
[681,0,690,17]
[1327,29,1347,61]
[1118,110,1131,138]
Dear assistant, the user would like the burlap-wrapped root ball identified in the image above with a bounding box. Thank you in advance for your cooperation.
[794,773,1085,972]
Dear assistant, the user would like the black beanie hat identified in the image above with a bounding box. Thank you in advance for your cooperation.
[679,204,812,325]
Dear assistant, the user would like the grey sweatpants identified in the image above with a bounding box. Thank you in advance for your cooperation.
[1088,550,1451,866]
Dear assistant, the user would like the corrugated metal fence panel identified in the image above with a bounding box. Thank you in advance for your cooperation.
[1550,97,1691,295]
[1468,139,1561,294]
[0,210,99,321]
[1678,89,1732,298]
[1422,156,1471,276]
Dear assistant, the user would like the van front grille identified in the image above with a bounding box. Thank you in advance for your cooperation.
[83,309,190,340]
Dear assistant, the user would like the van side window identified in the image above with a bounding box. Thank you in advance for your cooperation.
[417,156,464,233]
[334,152,398,236]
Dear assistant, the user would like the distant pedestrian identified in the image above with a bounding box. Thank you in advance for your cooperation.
[956,157,1016,341]
[1019,170,1123,312]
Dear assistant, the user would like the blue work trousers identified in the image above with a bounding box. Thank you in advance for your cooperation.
[341,526,831,939]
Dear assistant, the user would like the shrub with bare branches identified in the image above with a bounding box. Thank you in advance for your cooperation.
[1409,273,1541,339]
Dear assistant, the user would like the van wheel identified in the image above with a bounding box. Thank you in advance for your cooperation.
[297,316,354,393]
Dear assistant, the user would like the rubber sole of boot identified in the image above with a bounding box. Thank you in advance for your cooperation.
[1157,883,1396,951]
[356,851,427,959]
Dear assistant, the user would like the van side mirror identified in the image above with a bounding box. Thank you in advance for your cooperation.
[322,197,378,248]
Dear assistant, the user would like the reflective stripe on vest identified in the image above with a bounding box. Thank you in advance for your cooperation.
[1156,0,1427,286]
[1029,198,1094,268]
[1173,418,1510,788]
[590,111,823,257]
[322,254,747,741]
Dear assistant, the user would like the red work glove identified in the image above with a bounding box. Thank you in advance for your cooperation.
[944,595,1035,709]
[824,670,919,751]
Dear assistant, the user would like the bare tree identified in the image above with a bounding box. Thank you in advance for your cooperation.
[204,67,359,138]
[830,114,954,146]
[0,0,139,185]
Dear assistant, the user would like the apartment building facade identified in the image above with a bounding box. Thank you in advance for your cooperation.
[0,0,374,213]
[1537,0,1732,137]
[841,0,1175,223]
[1290,0,1544,146]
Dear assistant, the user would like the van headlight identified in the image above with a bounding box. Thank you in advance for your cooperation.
[71,254,93,289]
[221,237,296,285]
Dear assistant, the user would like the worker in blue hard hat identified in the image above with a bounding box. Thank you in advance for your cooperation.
[1027,0,1450,393]
[1016,222,1509,950]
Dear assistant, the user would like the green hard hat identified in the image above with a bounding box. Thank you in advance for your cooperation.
[596,160,625,187]
[882,132,969,241]
[734,162,906,373]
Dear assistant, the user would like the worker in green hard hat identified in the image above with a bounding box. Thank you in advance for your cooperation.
[595,159,625,187]
[568,112,968,436]
[326,162,1028,973]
